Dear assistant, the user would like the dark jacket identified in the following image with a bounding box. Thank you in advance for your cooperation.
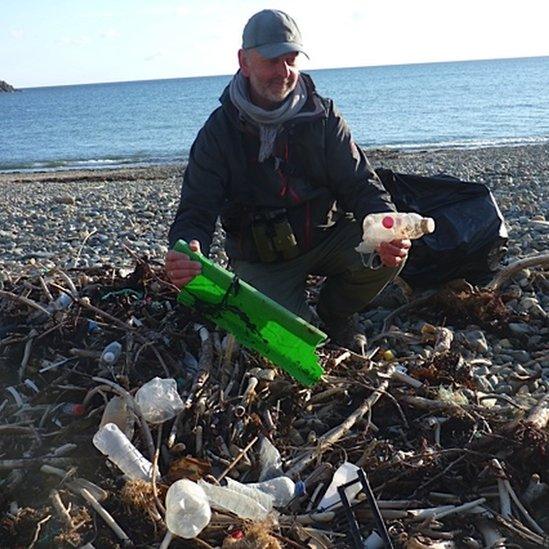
[168,73,395,261]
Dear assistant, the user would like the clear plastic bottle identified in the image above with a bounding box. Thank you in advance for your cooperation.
[92,422,153,481]
[226,476,295,507]
[165,479,211,539]
[100,396,134,439]
[355,212,435,254]
[197,480,270,520]
[135,377,185,424]
[100,341,122,365]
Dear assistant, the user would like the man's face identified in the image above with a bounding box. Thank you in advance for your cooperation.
[239,49,299,110]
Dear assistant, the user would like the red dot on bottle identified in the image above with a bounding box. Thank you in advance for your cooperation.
[382,216,394,229]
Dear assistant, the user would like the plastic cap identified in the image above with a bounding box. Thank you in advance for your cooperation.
[422,218,436,233]
[103,352,115,363]
[382,216,394,229]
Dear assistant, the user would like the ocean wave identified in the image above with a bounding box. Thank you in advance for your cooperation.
[0,153,185,173]
[1,135,547,174]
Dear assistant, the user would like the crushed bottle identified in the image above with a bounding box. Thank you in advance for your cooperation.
[165,479,211,539]
[355,212,435,255]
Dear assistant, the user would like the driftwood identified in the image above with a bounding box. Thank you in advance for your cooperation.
[487,253,549,291]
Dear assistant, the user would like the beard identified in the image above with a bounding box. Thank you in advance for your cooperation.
[249,73,298,107]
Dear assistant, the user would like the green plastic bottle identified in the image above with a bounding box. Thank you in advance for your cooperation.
[174,240,326,386]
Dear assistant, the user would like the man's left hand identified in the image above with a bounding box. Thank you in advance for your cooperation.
[376,239,411,268]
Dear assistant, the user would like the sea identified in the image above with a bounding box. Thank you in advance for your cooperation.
[1,56,547,173]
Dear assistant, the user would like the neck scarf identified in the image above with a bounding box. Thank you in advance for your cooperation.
[229,71,308,162]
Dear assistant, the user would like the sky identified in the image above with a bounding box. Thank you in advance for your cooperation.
[1,0,548,88]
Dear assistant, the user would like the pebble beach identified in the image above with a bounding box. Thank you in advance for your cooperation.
[1,144,547,273]
[1,143,548,545]
[1,143,548,401]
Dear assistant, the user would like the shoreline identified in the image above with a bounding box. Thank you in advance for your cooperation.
[1,141,547,183]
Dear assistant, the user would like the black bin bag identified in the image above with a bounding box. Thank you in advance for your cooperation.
[375,168,508,288]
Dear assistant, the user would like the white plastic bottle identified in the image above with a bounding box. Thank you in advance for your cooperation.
[198,480,270,520]
[92,422,153,481]
[226,476,295,507]
[355,212,435,254]
[165,479,211,539]
[100,341,122,365]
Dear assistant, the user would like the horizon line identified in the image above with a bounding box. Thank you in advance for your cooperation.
[14,53,549,90]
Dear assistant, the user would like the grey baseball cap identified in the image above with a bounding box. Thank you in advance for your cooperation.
[242,9,309,59]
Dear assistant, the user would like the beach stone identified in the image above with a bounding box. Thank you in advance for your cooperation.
[473,365,490,377]
[519,296,538,311]
[464,330,489,353]
[495,383,513,394]
[508,323,531,336]
[498,339,512,349]
[514,364,530,376]
[55,194,76,205]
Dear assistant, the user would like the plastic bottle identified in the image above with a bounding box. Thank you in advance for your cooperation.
[87,319,102,335]
[355,212,435,254]
[92,422,153,481]
[226,475,295,507]
[100,341,122,365]
[165,479,211,539]
[135,377,185,424]
[100,396,134,439]
[197,480,270,520]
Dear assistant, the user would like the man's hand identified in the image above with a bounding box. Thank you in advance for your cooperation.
[165,240,202,288]
[376,239,411,268]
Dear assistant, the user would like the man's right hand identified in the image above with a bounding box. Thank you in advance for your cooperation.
[165,240,202,288]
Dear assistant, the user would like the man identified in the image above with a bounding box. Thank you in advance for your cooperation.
[166,9,410,350]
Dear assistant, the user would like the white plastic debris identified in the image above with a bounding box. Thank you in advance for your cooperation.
[258,436,284,481]
[165,479,211,539]
[319,462,362,511]
[92,422,153,481]
[198,480,270,521]
[135,377,184,424]
[227,476,296,507]
[223,478,274,511]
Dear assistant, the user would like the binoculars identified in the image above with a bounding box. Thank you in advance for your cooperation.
[251,209,300,262]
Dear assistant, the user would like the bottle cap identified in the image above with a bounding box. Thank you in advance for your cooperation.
[422,218,436,233]
[382,216,394,229]
[103,351,115,363]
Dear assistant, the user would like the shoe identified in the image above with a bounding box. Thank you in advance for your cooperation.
[319,312,368,354]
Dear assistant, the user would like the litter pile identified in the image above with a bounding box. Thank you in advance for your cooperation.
[0,254,548,548]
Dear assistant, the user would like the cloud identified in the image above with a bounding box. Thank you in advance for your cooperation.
[57,36,92,47]
[9,29,24,40]
[100,29,120,39]
[174,4,190,17]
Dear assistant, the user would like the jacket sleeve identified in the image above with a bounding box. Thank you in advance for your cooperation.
[168,119,228,254]
[324,100,396,221]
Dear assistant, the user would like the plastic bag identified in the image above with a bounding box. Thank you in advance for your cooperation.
[376,169,508,287]
[135,377,184,424]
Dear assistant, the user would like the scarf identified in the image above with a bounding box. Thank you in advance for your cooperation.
[229,71,308,162]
